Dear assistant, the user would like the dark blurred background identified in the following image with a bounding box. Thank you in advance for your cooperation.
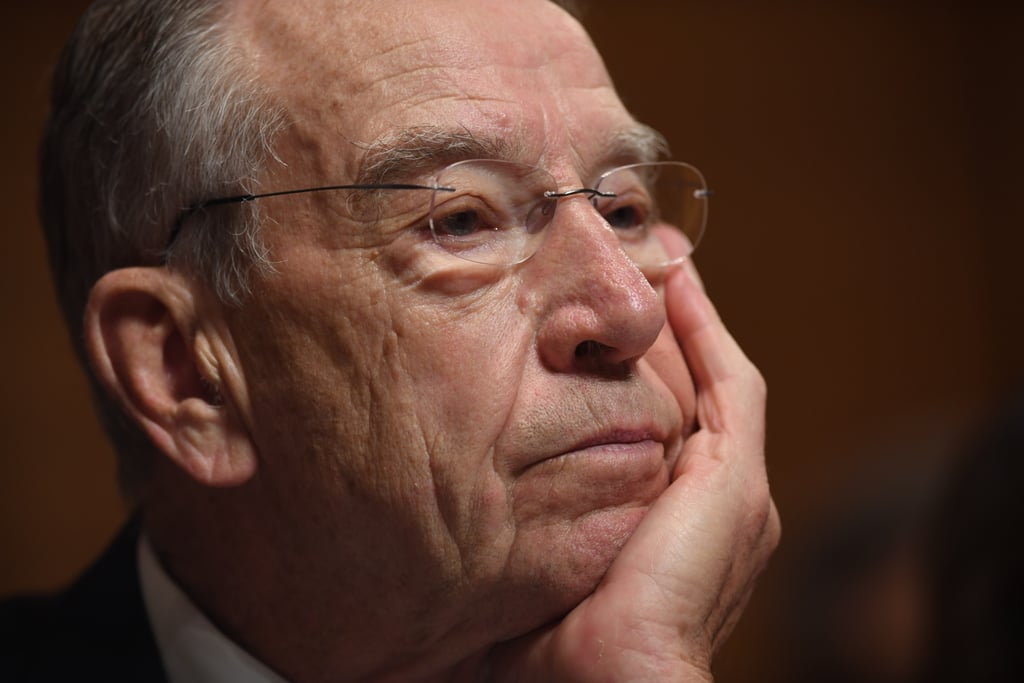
[2,2,1022,681]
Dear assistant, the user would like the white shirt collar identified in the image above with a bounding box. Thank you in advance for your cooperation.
[137,535,290,683]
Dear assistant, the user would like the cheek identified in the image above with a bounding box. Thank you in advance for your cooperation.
[229,263,532,599]
[225,240,429,495]
[388,287,532,544]
[641,323,697,436]
[386,261,530,458]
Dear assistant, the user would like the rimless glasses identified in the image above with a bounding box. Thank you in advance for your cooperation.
[169,159,710,268]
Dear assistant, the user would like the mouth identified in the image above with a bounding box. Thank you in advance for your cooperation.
[523,426,669,478]
[511,424,672,520]
[565,429,660,454]
[503,384,684,490]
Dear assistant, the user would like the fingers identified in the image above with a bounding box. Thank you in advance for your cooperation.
[664,266,745,390]
[657,249,778,656]
[494,250,780,681]
[664,265,765,445]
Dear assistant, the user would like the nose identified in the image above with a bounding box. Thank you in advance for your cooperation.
[528,196,666,374]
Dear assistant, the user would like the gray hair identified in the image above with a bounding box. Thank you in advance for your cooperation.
[41,0,586,498]
[40,0,286,497]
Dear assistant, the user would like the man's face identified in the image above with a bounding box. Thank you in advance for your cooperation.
[225,0,695,653]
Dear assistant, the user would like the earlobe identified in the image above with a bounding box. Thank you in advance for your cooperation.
[84,267,257,488]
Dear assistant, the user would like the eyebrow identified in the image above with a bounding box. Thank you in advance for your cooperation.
[602,123,671,167]
[355,127,521,186]
[354,122,670,186]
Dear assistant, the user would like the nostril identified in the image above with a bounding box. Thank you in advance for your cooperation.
[574,339,613,358]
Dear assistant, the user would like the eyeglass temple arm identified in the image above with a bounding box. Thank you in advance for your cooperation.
[166,183,455,252]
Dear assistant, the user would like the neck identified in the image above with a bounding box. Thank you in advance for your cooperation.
[141,469,513,683]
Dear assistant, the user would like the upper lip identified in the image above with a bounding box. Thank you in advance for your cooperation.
[517,421,670,474]
[501,382,682,475]
[563,428,660,454]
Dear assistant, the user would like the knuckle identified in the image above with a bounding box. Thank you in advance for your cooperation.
[746,365,767,399]
[763,499,782,551]
[741,476,778,548]
[730,357,766,402]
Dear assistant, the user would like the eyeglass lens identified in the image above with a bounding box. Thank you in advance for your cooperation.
[429,159,707,267]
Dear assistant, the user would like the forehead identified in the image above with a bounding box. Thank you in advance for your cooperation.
[234,0,641,180]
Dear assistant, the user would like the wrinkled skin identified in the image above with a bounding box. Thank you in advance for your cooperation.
[96,1,779,681]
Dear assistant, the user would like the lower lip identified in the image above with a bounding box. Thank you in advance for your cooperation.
[514,439,669,514]
[528,438,667,482]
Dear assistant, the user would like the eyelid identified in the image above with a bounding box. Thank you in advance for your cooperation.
[431,190,506,227]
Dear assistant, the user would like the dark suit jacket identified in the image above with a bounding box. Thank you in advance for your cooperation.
[0,520,168,682]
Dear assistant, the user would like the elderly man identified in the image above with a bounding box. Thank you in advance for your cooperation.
[2,0,778,680]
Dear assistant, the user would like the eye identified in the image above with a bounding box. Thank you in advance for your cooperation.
[429,194,515,261]
[596,192,652,234]
[428,157,558,265]
[603,203,645,231]
[433,208,490,238]
[431,193,504,241]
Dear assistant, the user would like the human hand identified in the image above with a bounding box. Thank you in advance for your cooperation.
[490,229,780,682]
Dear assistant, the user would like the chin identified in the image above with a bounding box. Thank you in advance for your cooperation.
[496,503,651,634]
[566,503,650,582]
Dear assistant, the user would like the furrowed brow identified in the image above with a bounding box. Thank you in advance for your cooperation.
[353,122,668,188]
[355,127,521,186]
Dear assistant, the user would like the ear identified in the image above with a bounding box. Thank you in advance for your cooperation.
[84,267,257,487]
